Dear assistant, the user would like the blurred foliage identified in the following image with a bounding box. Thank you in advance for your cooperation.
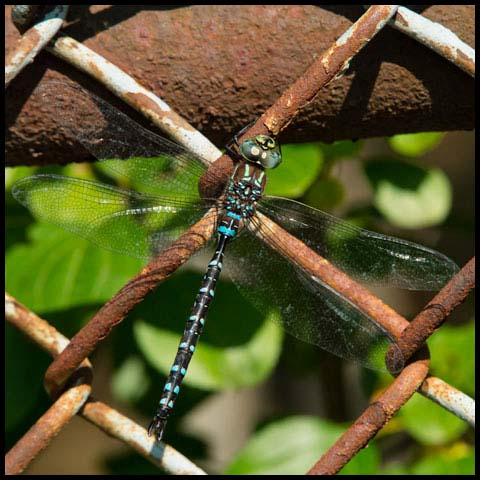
[264,142,323,197]
[133,280,284,390]
[365,157,452,229]
[225,416,380,475]
[5,131,473,475]
[388,132,445,158]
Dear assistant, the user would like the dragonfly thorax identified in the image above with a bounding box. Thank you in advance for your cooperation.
[218,163,266,239]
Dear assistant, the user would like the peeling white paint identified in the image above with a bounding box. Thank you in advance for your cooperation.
[50,36,222,166]
[5,5,68,86]
[387,6,475,77]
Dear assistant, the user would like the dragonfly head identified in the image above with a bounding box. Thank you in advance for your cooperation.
[239,135,282,169]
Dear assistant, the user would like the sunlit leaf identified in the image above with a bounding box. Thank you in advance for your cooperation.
[429,322,475,396]
[410,443,474,475]
[111,355,150,403]
[400,393,468,445]
[133,270,283,390]
[6,223,143,313]
[388,132,445,158]
[225,416,379,475]
[365,158,452,228]
[265,143,323,197]
[319,139,363,161]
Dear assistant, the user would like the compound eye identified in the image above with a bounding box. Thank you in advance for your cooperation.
[238,136,282,169]
[260,149,282,169]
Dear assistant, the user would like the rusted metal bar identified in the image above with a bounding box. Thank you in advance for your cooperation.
[7,6,472,472]
[420,376,475,427]
[47,35,221,165]
[5,384,92,475]
[305,257,475,474]
[396,257,475,365]
[5,293,206,475]
[252,212,407,339]
[6,5,475,167]
[242,5,400,139]
[80,398,206,475]
[204,6,404,214]
[387,6,475,77]
[5,293,93,474]
[307,354,431,475]
[5,5,68,87]
[5,292,90,364]
[44,211,217,399]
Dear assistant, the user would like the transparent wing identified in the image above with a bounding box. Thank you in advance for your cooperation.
[258,196,458,291]
[225,221,402,372]
[37,80,229,199]
[12,174,214,260]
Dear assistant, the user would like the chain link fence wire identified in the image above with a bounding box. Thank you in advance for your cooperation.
[5,5,474,475]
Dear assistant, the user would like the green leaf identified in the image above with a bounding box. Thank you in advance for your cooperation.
[133,270,284,391]
[364,158,452,228]
[319,139,363,161]
[225,416,380,475]
[400,393,468,446]
[380,462,410,475]
[410,444,475,475]
[428,322,475,396]
[111,355,150,403]
[5,166,39,190]
[303,177,345,210]
[6,222,143,313]
[388,132,445,158]
[265,143,323,197]
[134,316,282,391]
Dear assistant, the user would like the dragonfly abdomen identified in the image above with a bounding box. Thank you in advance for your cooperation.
[148,163,267,441]
[148,234,229,441]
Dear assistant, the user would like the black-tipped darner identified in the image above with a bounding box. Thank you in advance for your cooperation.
[12,82,459,441]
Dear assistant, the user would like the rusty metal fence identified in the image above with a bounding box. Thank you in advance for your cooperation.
[5,5,475,475]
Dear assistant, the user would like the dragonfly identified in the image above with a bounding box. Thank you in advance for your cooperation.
[12,81,459,441]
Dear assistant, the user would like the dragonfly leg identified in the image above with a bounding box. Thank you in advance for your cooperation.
[225,118,258,160]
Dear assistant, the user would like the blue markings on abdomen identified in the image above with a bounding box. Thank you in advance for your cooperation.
[218,225,236,237]
[227,211,242,221]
